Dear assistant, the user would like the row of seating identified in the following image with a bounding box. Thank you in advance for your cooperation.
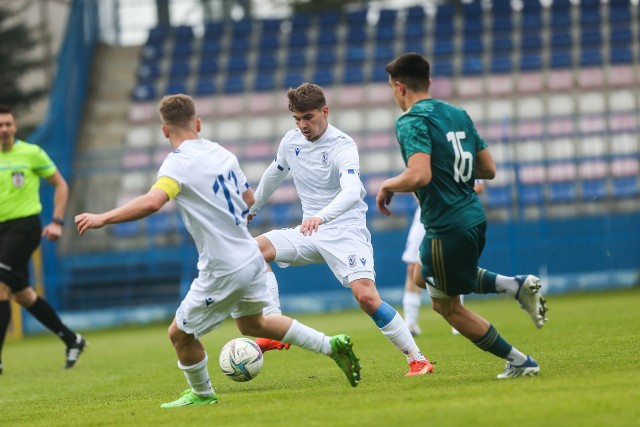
[133,1,639,99]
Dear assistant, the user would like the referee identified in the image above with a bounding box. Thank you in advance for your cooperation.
[0,105,85,374]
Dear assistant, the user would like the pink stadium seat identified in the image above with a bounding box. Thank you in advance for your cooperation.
[607,65,635,88]
[579,114,606,134]
[548,117,575,136]
[517,72,544,94]
[367,82,393,105]
[121,150,151,170]
[547,162,576,182]
[486,74,513,96]
[578,160,607,179]
[577,68,605,89]
[609,112,638,132]
[430,77,453,99]
[546,70,573,91]
[153,146,173,166]
[338,85,366,107]
[217,94,245,116]
[457,77,484,98]
[193,97,215,117]
[249,92,275,114]
[516,119,544,139]
[269,183,299,203]
[611,158,639,177]
[364,131,395,150]
[518,164,546,184]
[128,102,156,123]
[243,140,274,159]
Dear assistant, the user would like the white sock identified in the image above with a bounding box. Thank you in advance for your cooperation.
[495,275,518,295]
[379,312,424,362]
[263,271,282,315]
[506,347,528,365]
[177,353,214,396]
[402,291,422,326]
[282,319,331,355]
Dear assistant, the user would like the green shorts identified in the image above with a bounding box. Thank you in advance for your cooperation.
[420,221,486,297]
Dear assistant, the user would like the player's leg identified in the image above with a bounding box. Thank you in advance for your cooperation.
[233,256,360,386]
[476,268,549,328]
[0,283,9,374]
[402,263,423,337]
[424,223,540,378]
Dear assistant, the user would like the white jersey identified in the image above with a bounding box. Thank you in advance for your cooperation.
[274,124,368,227]
[157,139,261,274]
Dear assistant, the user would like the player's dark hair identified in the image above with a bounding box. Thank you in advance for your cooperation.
[0,105,13,115]
[385,53,431,92]
[158,94,196,128]
[287,83,326,112]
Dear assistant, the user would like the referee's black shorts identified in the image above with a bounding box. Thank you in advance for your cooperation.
[0,215,42,292]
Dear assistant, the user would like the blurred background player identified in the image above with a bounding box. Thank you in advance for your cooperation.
[248,83,434,376]
[0,105,86,374]
[378,53,547,378]
[402,180,484,336]
[75,94,361,407]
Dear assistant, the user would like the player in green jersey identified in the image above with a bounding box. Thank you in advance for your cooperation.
[0,106,85,374]
[376,53,547,378]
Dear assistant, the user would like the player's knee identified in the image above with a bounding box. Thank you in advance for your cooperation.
[13,287,36,307]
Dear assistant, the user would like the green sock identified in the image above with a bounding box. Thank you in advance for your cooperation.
[473,324,512,358]
[475,268,498,294]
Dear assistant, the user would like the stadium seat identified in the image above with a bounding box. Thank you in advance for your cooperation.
[313,69,334,86]
[132,83,156,102]
[406,5,426,23]
[253,74,276,92]
[518,184,544,206]
[200,38,222,56]
[223,77,245,94]
[315,49,336,67]
[194,79,216,96]
[287,32,309,49]
[612,177,639,198]
[226,56,248,73]
[346,27,367,46]
[519,54,542,72]
[548,182,578,203]
[550,51,573,69]
[432,60,454,77]
[256,54,278,72]
[609,47,632,65]
[168,62,190,80]
[580,49,603,67]
[198,59,218,78]
[520,34,542,52]
[343,66,365,85]
[258,35,279,52]
[171,40,193,61]
[490,56,512,74]
[375,25,396,44]
[286,51,306,69]
[316,28,338,46]
[491,37,513,54]
[344,46,366,65]
[485,186,513,209]
[581,179,608,200]
[283,72,304,88]
[462,39,483,55]
[136,63,160,83]
[112,221,141,238]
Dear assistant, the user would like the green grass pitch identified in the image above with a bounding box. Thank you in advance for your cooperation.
[2,288,639,426]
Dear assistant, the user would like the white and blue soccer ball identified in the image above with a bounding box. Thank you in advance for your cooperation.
[219,338,264,382]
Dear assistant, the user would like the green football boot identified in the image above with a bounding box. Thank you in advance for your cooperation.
[329,334,361,387]
[160,389,218,408]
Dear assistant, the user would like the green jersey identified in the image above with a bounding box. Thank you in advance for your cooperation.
[0,139,57,222]
[395,99,487,237]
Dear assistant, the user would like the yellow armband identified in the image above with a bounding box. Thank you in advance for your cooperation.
[151,176,180,200]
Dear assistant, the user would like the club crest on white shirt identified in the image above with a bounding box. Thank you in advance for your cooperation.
[321,151,328,166]
[348,254,357,268]
[295,147,301,156]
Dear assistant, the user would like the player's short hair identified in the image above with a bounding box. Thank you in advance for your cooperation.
[385,53,431,92]
[287,83,326,112]
[158,94,196,128]
[0,105,13,115]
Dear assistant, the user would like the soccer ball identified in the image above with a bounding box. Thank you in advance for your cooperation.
[219,338,264,382]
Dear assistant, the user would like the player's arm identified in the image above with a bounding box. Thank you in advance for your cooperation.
[475,148,496,180]
[42,171,69,240]
[243,186,255,210]
[376,152,431,216]
[75,177,175,236]
[249,159,288,215]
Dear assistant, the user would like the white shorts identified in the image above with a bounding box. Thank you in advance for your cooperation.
[175,255,271,339]
[263,224,376,287]
[401,208,425,264]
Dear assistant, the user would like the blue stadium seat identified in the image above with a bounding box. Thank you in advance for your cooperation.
[224,76,245,94]
[550,51,573,69]
[231,19,252,36]
[346,9,368,26]
[521,34,542,52]
[434,21,454,38]
[226,56,248,73]
[462,57,484,75]
[432,41,454,57]
[373,45,395,63]
[548,182,578,203]
[519,184,544,206]
[462,39,483,55]
[136,63,160,83]
[112,221,140,237]
[291,13,311,30]
[346,27,367,46]
[256,54,278,72]
[262,18,282,32]
[164,80,187,96]
[313,69,334,86]
[550,11,571,27]
[317,28,338,46]
[580,30,602,48]
[132,83,156,102]
[581,179,608,200]
[378,8,397,25]
[550,31,573,48]
[404,42,425,55]
[521,14,543,31]
[345,46,366,64]
[610,47,633,65]
[168,62,190,79]
[287,32,309,49]
[146,212,175,235]
[204,21,224,39]
[229,37,250,51]
[198,59,218,78]
[463,20,483,39]
[432,61,454,77]
[315,49,336,66]
[171,41,193,61]
[609,6,631,25]
[490,56,512,74]
[200,38,222,56]
[254,74,276,92]
[370,67,389,83]
[140,44,163,62]
[520,53,542,72]
[580,49,602,67]
[492,37,513,54]
[579,8,601,28]
[174,25,194,43]
[612,177,639,198]
[318,10,341,27]
[375,25,396,43]
[145,26,168,46]
[405,5,425,24]
[258,35,279,52]
[609,28,632,45]
[283,72,304,89]
[343,66,365,84]
[486,186,512,208]
[286,51,306,69]
[404,23,425,42]
[195,79,216,96]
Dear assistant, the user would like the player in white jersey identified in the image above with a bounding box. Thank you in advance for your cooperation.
[75,94,361,408]
[402,180,484,336]
[247,83,434,376]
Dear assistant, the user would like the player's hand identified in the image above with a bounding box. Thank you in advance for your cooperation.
[300,217,323,236]
[41,223,62,241]
[247,212,256,223]
[74,213,106,236]
[376,188,394,216]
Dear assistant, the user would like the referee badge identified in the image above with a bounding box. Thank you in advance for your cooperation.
[12,171,25,188]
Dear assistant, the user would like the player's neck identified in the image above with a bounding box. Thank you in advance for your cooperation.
[405,92,431,111]
[170,131,199,149]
